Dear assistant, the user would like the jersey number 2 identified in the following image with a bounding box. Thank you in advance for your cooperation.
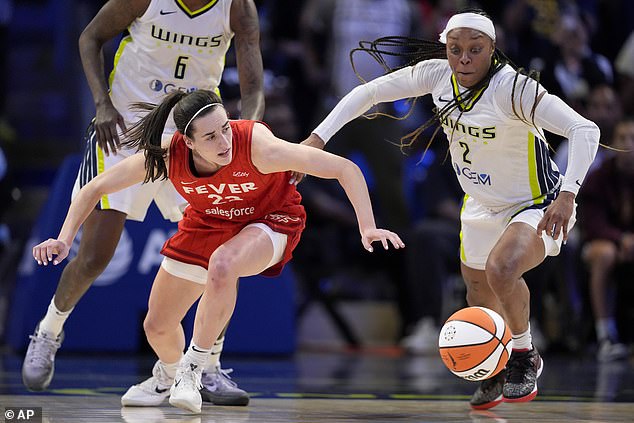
[459,141,472,164]
[175,56,189,79]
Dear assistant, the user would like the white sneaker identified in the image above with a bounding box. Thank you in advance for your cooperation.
[401,317,439,355]
[169,362,203,413]
[121,361,174,406]
[598,339,629,362]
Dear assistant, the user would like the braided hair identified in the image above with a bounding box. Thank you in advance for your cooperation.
[349,9,543,155]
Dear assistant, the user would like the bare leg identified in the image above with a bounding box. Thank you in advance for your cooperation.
[485,222,545,334]
[53,209,127,311]
[23,208,127,391]
[461,263,504,317]
[193,226,275,349]
[584,240,618,320]
[143,267,205,363]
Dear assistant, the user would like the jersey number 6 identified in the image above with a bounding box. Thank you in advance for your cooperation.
[175,56,189,79]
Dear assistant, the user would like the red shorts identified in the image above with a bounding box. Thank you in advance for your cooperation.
[161,208,306,277]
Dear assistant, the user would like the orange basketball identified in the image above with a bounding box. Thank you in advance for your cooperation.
[438,306,513,381]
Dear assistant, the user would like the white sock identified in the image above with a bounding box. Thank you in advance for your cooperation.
[206,336,224,371]
[184,342,212,369]
[595,318,618,342]
[39,296,73,337]
[512,323,533,351]
[159,359,180,380]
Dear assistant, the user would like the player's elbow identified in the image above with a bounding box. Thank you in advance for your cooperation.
[337,159,365,187]
[571,119,601,147]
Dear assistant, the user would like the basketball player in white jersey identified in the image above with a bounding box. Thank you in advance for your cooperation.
[299,9,599,410]
[22,0,263,407]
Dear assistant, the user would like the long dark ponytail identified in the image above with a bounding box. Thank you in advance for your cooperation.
[123,90,224,182]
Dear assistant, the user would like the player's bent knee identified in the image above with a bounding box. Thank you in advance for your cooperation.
[484,259,519,294]
[143,314,170,339]
[207,252,237,287]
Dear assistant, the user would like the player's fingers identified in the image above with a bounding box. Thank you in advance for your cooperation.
[32,245,44,265]
[361,237,373,253]
[106,125,119,156]
[34,243,48,265]
[54,249,68,265]
[536,215,550,236]
[45,244,57,262]
[95,126,110,156]
[118,116,127,133]
[561,219,569,243]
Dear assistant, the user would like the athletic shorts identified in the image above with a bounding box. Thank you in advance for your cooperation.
[160,222,289,284]
[71,121,186,222]
[460,195,577,270]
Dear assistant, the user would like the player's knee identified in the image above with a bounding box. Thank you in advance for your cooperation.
[583,240,617,270]
[208,248,237,287]
[74,249,114,279]
[143,313,168,339]
[484,258,518,294]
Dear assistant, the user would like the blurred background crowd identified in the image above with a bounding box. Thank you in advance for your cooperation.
[0,0,633,363]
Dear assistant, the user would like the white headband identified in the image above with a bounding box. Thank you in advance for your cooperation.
[439,13,496,44]
[183,103,220,135]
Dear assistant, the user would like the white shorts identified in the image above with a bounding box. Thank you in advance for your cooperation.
[72,125,186,222]
[460,195,577,270]
[160,223,288,285]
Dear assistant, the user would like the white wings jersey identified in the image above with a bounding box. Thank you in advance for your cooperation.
[415,59,561,211]
[109,0,233,132]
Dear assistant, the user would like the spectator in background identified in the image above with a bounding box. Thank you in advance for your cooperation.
[579,117,634,362]
[540,13,613,112]
[554,84,623,174]
[261,0,314,136]
[495,0,552,70]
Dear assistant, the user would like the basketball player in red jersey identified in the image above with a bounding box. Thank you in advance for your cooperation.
[32,89,404,414]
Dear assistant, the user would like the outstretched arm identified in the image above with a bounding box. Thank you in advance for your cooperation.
[289,62,431,184]
[251,123,404,251]
[230,0,265,120]
[33,153,148,265]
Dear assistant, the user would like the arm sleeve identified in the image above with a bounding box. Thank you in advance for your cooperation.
[531,94,600,196]
[492,72,599,195]
[313,60,443,143]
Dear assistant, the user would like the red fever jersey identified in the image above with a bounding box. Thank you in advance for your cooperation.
[161,119,306,277]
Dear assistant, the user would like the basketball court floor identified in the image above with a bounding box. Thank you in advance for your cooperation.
[1,349,633,422]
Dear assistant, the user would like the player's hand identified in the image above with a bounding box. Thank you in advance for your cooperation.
[361,228,405,253]
[289,134,326,185]
[32,239,70,266]
[536,191,575,242]
[94,102,126,156]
